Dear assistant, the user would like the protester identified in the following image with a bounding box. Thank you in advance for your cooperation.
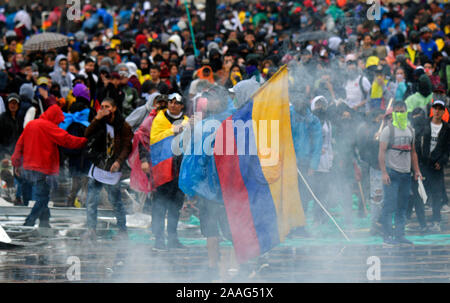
[150,92,188,251]
[11,105,87,227]
[414,100,450,232]
[378,101,422,246]
[83,97,133,241]
[0,0,448,261]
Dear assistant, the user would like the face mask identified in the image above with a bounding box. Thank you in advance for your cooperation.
[392,112,408,130]
[396,74,404,82]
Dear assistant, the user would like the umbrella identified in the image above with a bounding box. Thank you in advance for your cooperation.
[293,30,334,43]
[23,32,69,52]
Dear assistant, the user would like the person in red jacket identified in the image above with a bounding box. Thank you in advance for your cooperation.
[12,104,87,227]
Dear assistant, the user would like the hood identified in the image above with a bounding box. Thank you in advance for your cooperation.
[54,54,68,73]
[72,83,90,101]
[145,92,161,111]
[168,34,184,56]
[311,95,328,111]
[135,34,148,49]
[40,104,65,125]
[186,55,196,69]
[126,62,138,78]
[19,83,34,101]
[418,74,432,97]
[231,78,260,108]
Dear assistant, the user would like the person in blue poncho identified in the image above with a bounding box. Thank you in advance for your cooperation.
[179,85,235,281]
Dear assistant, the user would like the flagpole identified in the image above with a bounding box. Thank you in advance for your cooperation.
[297,168,351,242]
[183,0,199,57]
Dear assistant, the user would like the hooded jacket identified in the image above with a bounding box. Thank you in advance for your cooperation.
[168,34,184,56]
[12,105,87,175]
[50,54,74,99]
[125,92,161,132]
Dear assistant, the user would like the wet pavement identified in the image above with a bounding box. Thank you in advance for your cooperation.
[1,210,450,283]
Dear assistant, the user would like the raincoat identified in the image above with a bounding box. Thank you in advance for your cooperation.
[179,98,235,202]
[50,55,74,99]
[125,92,161,132]
[128,109,159,193]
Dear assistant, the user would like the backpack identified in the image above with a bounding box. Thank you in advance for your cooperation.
[359,75,369,100]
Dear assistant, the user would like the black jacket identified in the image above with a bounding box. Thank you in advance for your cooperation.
[415,118,450,168]
[0,110,23,158]
[84,111,133,171]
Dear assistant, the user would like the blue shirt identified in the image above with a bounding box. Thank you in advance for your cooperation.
[420,40,438,61]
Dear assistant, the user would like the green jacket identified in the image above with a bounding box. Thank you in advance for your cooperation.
[405,92,432,113]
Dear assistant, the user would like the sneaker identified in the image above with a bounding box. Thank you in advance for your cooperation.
[382,237,396,248]
[23,220,35,227]
[395,236,414,246]
[152,238,167,252]
[167,238,187,250]
[428,222,441,233]
[405,224,428,233]
[441,204,450,213]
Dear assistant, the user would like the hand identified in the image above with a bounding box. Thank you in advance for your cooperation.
[414,171,423,181]
[173,124,184,134]
[377,77,384,86]
[95,108,111,120]
[101,74,109,85]
[39,87,48,99]
[110,161,120,173]
[14,166,20,177]
[434,163,441,170]
[141,161,150,174]
[382,172,391,185]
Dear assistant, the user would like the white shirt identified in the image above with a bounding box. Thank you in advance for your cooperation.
[344,75,371,109]
[430,122,443,153]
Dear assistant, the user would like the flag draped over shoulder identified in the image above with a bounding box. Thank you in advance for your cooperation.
[214,66,305,264]
[150,110,188,188]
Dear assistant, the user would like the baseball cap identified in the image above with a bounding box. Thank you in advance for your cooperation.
[168,93,183,104]
[37,77,49,86]
[7,93,20,104]
[366,56,380,68]
[432,100,445,108]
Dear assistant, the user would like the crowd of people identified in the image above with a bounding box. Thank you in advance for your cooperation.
[1,0,450,277]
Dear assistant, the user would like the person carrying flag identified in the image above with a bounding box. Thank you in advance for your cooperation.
[150,92,189,251]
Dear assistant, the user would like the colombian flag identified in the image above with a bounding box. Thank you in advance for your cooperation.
[214,66,305,264]
[150,110,188,188]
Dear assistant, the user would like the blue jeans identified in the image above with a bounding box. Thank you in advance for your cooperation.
[380,168,411,239]
[24,179,50,226]
[86,178,127,231]
[15,175,32,206]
